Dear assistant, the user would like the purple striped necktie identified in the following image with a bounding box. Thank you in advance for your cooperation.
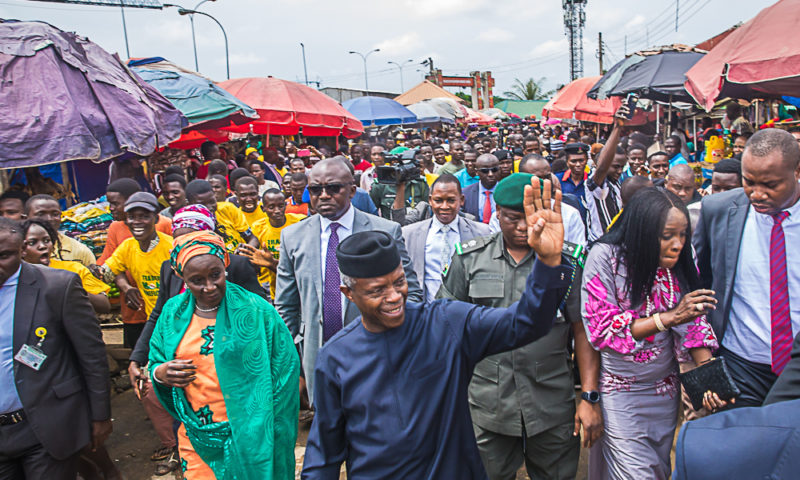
[770,211,792,375]
[323,223,342,343]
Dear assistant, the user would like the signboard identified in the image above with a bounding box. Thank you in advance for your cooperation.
[30,0,162,9]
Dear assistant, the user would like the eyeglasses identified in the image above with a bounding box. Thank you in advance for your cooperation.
[307,183,349,196]
[478,167,499,174]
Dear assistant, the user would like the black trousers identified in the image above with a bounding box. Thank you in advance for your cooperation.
[718,347,778,408]
[0,418,76,480]
[123,322,146,349]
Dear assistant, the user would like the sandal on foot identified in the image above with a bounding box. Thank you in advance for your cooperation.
[154,449,179,476]
[150,445,174,461]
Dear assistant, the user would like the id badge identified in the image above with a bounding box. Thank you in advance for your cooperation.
[15,344,47,371]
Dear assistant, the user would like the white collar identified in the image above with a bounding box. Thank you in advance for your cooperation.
[320,204,356,232]
[431,215,458,232]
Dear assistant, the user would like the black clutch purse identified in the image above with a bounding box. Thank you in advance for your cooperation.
[678,357,741,411]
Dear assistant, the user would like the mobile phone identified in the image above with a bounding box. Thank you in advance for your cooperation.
[625,93,639,119]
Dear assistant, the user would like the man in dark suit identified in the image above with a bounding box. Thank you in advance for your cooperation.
[0,218,111,478]
[764,331,800,405]
[462,153,500,223]
[694,128,800,407]
[673,398,800,480]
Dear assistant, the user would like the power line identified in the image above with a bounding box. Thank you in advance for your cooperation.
[648,0,712,46]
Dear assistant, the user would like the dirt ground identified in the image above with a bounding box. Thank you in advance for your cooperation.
[106,383,589,480]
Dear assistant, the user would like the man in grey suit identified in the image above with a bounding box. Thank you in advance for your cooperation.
[0,218,111,478]
[694,128,800,407]
[402,174,491,303]
[275,158,422,405]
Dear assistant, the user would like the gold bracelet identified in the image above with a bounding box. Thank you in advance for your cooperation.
[653,312,667,332]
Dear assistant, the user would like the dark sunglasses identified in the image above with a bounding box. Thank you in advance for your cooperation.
[307,183,349,196]
[478,167,499,174]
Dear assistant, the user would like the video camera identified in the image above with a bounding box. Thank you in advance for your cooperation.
[376,149,421,185]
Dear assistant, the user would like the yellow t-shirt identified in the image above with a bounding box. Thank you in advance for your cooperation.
[215,202,250,252]
[275,166,288,177]
[104,232,173,316]
[50,259,110,296]
[514,158,521,173]
[251,213,306,298]
[241,207,267,228]
[424,172,439,187]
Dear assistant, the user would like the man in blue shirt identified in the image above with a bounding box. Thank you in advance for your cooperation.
[0,218,111,478]
[665,135,689,167]
[559,142,589,216]
[302,177,573,479]
[454,150,480,189]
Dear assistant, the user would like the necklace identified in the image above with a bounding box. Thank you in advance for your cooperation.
[645,268,674,317]
[195,304,220,313]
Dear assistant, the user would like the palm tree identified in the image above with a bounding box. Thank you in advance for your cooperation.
[503,77,555,101]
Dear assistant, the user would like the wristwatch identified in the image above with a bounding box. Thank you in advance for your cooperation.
[581,391,600,404]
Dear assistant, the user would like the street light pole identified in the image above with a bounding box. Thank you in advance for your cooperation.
[387,59,413,92]
[300,43,309,86]
[348,48,380,92]
[188,0,214,72]
[177,8,229,79]
[119,1,130,59]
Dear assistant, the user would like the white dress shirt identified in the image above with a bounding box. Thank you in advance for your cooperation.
[724,199,800,364]
[423,217,461,303]
[488,201,586,246]
[320,205,356,318]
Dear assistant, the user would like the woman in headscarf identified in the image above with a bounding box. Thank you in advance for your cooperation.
[129,204,266,476]
[581,187,727,480]
[148,230,299,479]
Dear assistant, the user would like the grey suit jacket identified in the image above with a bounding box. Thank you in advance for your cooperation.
[402,216,492,300]
[13,262,110,459]
[692,188,750,341]
[274,207,422,402]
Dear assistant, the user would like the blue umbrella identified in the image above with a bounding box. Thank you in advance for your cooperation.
[342,96,417,126]
[129,58,257,130]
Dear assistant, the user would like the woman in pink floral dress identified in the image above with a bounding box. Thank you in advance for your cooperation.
[581,188,725,480]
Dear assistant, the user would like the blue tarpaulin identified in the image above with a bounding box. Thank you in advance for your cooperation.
[343,96,417,126]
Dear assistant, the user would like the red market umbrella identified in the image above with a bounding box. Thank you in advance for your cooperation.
[168,129,229,150]
[218,77,363,138]
[685,0,800,111]
[543,76,651,124]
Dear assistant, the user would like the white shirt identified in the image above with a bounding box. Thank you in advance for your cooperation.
[423,217,461,303]
[320,205,356,321]
[488,200,586,246]
[724,199,800,364]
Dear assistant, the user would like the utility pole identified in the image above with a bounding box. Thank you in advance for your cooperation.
[562,0,587,80]
[119,1,131,59]
[598,32,604,74]
[300,43,309,86]
[624,35,627,56]
[675,0,679,31]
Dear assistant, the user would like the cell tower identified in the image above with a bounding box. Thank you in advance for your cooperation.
[563,0,587,80]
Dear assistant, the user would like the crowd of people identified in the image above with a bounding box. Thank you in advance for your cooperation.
[1,100,800,480]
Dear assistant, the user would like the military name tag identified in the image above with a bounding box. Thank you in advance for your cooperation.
[15,344,47,371]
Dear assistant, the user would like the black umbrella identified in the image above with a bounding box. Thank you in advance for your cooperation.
[588,50,705,104]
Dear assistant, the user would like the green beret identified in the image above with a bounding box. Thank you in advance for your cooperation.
[493,173,533,212]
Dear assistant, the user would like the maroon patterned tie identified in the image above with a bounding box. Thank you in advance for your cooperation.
[770,211,792,375]
[322,223,342,343]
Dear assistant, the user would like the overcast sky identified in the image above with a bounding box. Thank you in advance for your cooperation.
[1,0,772,97]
